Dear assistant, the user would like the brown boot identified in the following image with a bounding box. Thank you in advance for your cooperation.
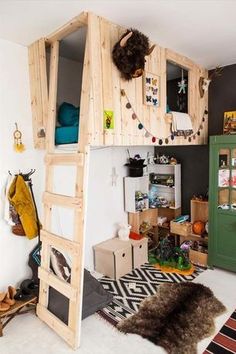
[4,286,16,306]
[0,293,10,312]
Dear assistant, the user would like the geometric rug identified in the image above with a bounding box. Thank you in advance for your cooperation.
[204,309,236,354]
[97,263,203,326]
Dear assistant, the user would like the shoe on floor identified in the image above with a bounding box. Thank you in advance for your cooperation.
[4,286,16,306]
[0,292,10,312]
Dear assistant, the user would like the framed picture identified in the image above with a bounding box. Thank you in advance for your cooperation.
[223,111,236,134]
[143,71,160,107]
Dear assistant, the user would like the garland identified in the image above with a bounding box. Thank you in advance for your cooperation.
[120,89,208,145]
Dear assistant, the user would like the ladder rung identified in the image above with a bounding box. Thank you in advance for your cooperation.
[38,267,77,301]
[41,229,80,256]
[45,153,84,166]
[37,304,75,348]
[43,192,82,209]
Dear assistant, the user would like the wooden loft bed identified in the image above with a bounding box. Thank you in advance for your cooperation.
[28,12,208,349]
[29,12,208,150]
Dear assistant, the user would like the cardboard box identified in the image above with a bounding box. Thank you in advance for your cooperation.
[93,238,132,280]
[130,238,148,268]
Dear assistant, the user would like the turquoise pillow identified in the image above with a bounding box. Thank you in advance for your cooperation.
[58,102,79,126]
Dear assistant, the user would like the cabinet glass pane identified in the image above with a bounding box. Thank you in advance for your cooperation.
[231,148,236,167]
[219,149,230,168]
[231,189,236,211]
[231,169,236,188]
[218,189,230,210]
[218,169,230,187]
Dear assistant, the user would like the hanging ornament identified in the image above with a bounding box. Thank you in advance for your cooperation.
[159,139,163,145]
[197,131,200,136]
[202,117,205,122]
[13,123,25,153]
[152,137,156,143]
[204,109,208,115]
[126,102,132,109]
[132,113,137,120]
[193,135,196,140]
[171,134,175,141]
[165,138,169,144]
[178,69,187,94]
[145,131,150,138]
[188,137,192,143]
[138,123,143,129]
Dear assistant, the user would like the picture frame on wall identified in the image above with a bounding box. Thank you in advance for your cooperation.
[143,71,160,107]
[223,111,236,135]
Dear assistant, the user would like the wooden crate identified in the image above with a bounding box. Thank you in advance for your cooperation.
[93,238,132,280]
[130,238,148,269]
[189,249,208,267]
[191,200,208,223]
[170,221,192,236]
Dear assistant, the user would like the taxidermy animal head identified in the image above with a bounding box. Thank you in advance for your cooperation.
[112,29,155,80]
[199,66,223,98]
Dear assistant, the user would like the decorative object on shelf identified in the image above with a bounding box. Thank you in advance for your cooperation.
[13,123,25,153]
[121,89,208,143]
[223,111,236,135]
[159,155,169,164]
[118,224,131,241]
[199,66,223,98]
[219,154,228,168]
[205,221,209,234]
[169,157,177,165]
[104,110,114,129]
[135,191,149,211]
[125,152,147,177]
[178,68,187,94]
[192,220,205,235]
[143,71,160,107]
[112,29,155,80]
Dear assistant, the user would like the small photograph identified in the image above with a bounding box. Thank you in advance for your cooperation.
[232,157,236,167]
[218,169,230,187]
[219,154,228,168]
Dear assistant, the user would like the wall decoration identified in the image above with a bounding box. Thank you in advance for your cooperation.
[219,154,228,168]
[120,89,208,144]
[143,71,160,107]
[104,110,114,129]
[199,66,223,98]
[13,123,25,153]
[223,111,236,135]
[112,29,155,80]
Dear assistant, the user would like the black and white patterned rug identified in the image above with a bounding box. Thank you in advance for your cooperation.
[97,263,203,326]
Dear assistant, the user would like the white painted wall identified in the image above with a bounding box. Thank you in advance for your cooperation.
[0,39,44,291]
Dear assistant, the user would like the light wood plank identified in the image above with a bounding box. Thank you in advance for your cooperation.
[37,304,75,348]
[41,229,80,256]
[43,192,82,209]
[38,267,77,301]
[46,12,88,43]
[45,153,84,166]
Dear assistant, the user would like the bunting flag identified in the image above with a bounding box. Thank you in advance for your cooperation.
[121,89,208,145]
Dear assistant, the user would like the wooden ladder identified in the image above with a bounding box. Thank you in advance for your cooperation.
[36,38,90,349]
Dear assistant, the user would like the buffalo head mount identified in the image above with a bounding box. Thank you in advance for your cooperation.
[112,29,155,80]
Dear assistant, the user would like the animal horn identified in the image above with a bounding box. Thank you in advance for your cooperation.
[120,31,133,47]
[147,44,156,55]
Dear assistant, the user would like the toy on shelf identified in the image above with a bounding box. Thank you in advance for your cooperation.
[135,191,149,211]
[118,224,131,241]
[125,152,147,177]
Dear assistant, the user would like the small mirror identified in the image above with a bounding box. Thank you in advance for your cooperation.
[167,61,188,113]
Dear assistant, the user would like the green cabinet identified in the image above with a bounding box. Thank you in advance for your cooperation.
[209,136,236,272]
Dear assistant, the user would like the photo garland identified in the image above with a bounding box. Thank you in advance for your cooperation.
[120,89,208,145]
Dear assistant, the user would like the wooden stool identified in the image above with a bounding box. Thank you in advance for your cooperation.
[0,296,37,337]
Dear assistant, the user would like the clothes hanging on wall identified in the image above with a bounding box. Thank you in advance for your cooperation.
[3,175,15,226]
[8,175,38,239]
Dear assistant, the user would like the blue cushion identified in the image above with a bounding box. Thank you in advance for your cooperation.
[55,126,79,145]
[58,102,79,127]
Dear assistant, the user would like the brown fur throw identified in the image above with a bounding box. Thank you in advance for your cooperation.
[117,282,225,354]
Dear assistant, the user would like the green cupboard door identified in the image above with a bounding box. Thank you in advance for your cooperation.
[209,138,236,272]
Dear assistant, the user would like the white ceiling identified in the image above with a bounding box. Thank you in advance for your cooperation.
[0,0,236,69]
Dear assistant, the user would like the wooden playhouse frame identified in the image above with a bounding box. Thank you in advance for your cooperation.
[28,12,208,349]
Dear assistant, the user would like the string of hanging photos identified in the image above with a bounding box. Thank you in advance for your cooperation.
[120,89,208,144]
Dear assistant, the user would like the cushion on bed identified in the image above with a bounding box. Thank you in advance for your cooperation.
[48,269,113,323]
[58,102,79,126]
[55,125,79,145]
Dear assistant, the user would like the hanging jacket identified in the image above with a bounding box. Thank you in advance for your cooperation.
[8,175,38,239]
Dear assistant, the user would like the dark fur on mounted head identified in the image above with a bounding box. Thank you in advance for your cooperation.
[112,28,155,80]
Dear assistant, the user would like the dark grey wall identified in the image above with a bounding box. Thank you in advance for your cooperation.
[155,63,236,214]
[155,146,209,214]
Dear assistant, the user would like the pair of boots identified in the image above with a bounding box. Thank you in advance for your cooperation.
[0,286,16,311]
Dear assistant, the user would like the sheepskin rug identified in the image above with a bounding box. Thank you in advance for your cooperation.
[117,282,225,354]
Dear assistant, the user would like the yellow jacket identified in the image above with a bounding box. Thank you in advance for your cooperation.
[8,175,38,239]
